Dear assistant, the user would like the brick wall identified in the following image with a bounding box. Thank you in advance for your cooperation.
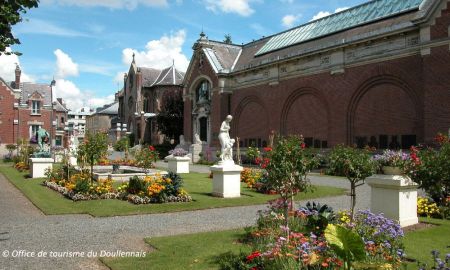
[0,82,17,144]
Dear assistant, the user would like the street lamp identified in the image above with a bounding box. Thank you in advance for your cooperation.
[50,78,56,155]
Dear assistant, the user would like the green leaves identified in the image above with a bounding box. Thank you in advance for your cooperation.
[325,224,366,265]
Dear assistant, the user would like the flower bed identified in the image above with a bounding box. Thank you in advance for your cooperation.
[43,166,191,204]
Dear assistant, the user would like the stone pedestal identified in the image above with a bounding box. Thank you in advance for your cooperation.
[210,162,243,198]
[366,174,419,227]
[30,158,54,178]
[68,155,77,166]
[189,143,203,163]
[167,156,190,174]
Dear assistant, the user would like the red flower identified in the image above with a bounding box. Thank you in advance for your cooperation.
[263,147,272,152]
[301,143,306,149]
[148,145,155,151]
[246,251,261,261]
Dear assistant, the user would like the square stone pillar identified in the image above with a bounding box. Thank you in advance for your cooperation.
[29,158,54,178]
[167,156,190,174]
[366,174,419,227]
[210,163,243,198]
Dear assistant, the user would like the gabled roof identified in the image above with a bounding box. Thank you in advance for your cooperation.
[54,99,69,112]
[201,41,242,73]
[17,82,52,106]
[256,0,424,56]
[152,65,185,86]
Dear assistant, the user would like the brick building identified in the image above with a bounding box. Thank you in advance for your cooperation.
[0,65,66,150]
[117,55,185,145]
[183,0,450,150]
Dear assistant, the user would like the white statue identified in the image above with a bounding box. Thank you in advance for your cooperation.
[194,133,202,144]
[179,135,186,146]
[219,115,235,163]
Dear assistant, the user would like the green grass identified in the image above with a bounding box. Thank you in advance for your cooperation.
[403,217,450,268]
[101,229,249,270]
[0,165,345,217]
[102,218,450,270]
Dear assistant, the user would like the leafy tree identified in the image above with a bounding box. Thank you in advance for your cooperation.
[0,0,39,55]
[223,34,232,44]
[134,145,159,174]
[77,132,108,182]
[264,135,318,229]
[156,89,183,143]
[329,145,375,220]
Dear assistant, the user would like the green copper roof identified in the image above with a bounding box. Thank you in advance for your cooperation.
[255,0,423,56]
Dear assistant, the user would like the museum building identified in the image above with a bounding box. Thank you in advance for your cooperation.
[182,0,450,150]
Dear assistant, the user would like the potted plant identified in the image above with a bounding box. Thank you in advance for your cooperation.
[167,148,190,173]
[373,150,409,175]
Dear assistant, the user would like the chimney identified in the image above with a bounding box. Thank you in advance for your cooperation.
[15,64,21,88]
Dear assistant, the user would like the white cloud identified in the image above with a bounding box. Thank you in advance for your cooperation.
[0,48,35,83]
[311,7,349,21]
[41,0,168,10]
[121,29,190,71]
[54,49,79,79]
[250,23,270,37]
[204,0,255,16]
[14,19,90,38]
[282,14,300,28]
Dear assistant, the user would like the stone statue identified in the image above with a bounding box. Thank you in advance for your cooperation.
[194,133,202,144]
[218,115,234,163]
[179,135,186,146]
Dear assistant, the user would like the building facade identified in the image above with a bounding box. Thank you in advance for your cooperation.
[183,0,450,150]
[86,102,118,143]
[66,108,91,143]
[0,65,63,151]
[117,56,185,145]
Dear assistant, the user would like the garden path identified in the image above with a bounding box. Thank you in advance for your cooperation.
[0,164,369,270]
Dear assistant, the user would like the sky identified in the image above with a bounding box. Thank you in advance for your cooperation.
[0,0,367,111]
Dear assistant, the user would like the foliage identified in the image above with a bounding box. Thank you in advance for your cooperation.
[6,144,17,155]
[77,132,108,182]
[169,147,188,157]
[127,176,147,195]
[134,145,159,173]
[113,137,130,152]
[246,145,260,164]
[372,150,409,169]
[265,135,319,226]
[153,142,173,159]
[223,34,232,44]
[240,168,262,189]
[416,250,450,270]
[328,145,375,220]
[14,161,28,172]
[298,202,336,235]
[417,197,440,218]
[16,138,34,164]
[156,89,184,142]
[325,224,366,269]
[0,0,39,55]
[404,133,450,206]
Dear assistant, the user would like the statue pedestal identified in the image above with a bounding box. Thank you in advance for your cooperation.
[189,144,203,163]
[210,162,243,198]
[167,156,190,174]
[30,158,54,178]
[366,174,419,227]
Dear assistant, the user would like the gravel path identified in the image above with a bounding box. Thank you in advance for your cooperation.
[0,164,369,270]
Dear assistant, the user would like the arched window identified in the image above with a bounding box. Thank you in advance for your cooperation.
[196,81,210,103]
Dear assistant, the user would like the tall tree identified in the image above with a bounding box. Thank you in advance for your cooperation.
[156,89,184,144]
[223,34,232,44]
[0,0,39,55]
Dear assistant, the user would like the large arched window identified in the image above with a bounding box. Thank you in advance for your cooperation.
[196,80,210,103]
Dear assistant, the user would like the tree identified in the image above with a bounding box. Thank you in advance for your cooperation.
[156,89,183,143]
[264,135,318,230]
[0,0,39,55]
[77,132,108,182]
[223,34,232,44]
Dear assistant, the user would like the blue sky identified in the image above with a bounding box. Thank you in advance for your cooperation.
[0,0,366,110]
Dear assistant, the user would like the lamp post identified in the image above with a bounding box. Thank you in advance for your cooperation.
[50,78,56,155]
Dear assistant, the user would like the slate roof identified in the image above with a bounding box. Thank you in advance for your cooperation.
[201,41,242,73]
[139,67,161,87]
[17,82,52,106]
[96,102,118,115]
[54,99,69,112]
[152,65,185,86]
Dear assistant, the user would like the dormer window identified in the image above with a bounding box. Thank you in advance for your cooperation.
[31,100,40,114]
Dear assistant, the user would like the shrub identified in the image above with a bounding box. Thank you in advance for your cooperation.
[127,176,147,195]
[372,150,409,170]
[134,145,159,173]
[71,173,91,194]
[153,142,172,159]
[240,168,262,188]
[298,201,336,235]
[77,132,108,182]
[404,133,450,206]
[113,137,129,152]
[417,197,440,218]
[245,145,260,164]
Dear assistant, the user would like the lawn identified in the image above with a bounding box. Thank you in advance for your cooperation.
[102,218,450,270]
[0,164,345,217]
